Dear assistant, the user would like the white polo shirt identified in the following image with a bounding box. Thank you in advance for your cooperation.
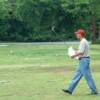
[78,38,89,58]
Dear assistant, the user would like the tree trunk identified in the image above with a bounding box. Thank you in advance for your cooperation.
[92,15,97,43]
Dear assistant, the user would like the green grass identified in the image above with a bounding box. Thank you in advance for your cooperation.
[0,43,100,100]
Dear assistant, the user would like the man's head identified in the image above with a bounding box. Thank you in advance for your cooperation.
[75,29,85,40]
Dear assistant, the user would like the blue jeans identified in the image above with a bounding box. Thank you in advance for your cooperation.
[66,58,97,93]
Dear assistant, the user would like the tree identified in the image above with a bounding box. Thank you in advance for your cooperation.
[0,0,100,42]
[89,0,100,43]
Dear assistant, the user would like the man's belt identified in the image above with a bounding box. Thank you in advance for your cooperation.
[79,57,90,60]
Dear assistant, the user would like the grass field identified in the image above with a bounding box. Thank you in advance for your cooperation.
[0,43,100,100]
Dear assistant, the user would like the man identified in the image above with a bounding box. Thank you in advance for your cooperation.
[63,29,98,95]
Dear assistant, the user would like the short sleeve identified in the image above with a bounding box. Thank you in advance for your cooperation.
[79,42,86,53]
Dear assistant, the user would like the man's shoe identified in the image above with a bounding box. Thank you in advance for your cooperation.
[62,89,72,95]
[88,92,98,95]
[91,92,98,95]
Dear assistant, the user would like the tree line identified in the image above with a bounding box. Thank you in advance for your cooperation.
[0,0,100,42]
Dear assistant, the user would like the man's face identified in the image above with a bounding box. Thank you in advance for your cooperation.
[76,33,82,40]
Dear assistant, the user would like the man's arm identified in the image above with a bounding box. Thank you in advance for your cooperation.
[71,52,84,58]
[71,40,85,58]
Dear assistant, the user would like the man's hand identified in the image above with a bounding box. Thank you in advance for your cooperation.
[71,55,76,59]
[71,51,77,58]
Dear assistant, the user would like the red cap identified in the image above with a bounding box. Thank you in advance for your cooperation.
[75,29,85,37]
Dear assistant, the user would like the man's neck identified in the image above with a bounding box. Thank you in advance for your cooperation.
[80,37,84,41]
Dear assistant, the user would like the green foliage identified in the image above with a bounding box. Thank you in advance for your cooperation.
[0,0,100,41]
